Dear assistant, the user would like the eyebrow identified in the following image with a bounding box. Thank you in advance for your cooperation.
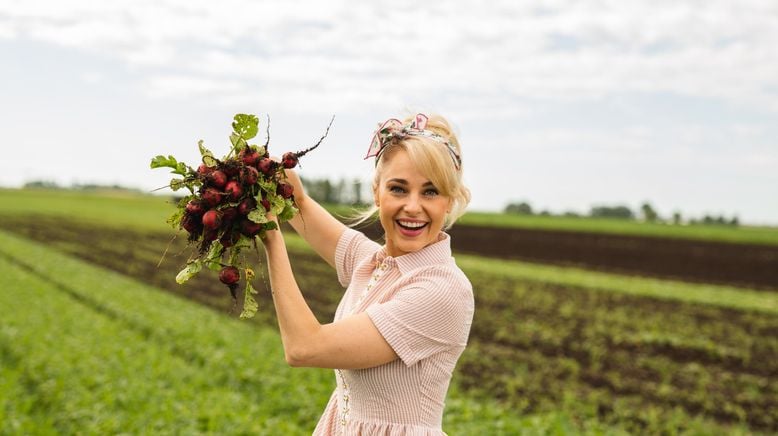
[386,178,436,187]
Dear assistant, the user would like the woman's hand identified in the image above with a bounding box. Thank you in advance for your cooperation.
[267,157,346,268]
[282,167,307,207]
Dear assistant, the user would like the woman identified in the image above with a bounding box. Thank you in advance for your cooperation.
[262,113,474,435]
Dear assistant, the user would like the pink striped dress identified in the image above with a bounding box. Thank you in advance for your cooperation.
[313,228,474,435]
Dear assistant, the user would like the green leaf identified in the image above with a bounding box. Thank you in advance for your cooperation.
[269,193,286,216]
[229,133,247,151]
[169,178,187,191]
[204,241,224,271]
[150,155,189,176]
[239,280,258,319]
[232,114,259,140]
[247,208,269,224]
[198,140,217,167]
[166,208,185,229]
[278,201,298,222]
[264,221,278,231]
[176,259,203,284]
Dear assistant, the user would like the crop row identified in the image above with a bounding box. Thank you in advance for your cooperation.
[0,236,332,434]
[0,229,605,435]
[0,217,771,434]
[466,269,777,431]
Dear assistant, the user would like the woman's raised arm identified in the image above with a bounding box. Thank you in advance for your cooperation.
[263,224,398,369]
[283,168,348,268]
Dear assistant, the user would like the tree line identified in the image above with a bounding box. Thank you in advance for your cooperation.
[300,177,370,206]
[505,201,740,227]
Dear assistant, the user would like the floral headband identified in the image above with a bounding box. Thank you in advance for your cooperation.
[364,113,462,171]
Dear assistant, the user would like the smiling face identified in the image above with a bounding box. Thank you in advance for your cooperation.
[374,148,452,257]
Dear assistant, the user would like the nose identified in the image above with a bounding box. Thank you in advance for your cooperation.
[403,193,422,215]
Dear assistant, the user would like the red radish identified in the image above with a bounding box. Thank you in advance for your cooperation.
[241,166,259,185]
[276,183,294,199]
[241,149,261,166]
[257,158,276,176]
[202,210,222,229]
[240,219,262,237]
[202,229,218,244]
[181,213,201,234]
[222,158,241,176]
[281,152,299,169]
[238,197,257,215]
[150,113,335,316]
[208,170,228,188]
[185,200,205,215]
[220,230,240,248]
[224,180,242,201]
[276,117,332,172]
[202,188,222,207]
[221,207,238,225]
[219,266,240,285]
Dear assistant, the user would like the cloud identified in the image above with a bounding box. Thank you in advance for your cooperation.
[2,0,777,117]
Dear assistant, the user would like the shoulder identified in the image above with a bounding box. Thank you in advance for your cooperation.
[336,228,381,259]
[405,263,474,311]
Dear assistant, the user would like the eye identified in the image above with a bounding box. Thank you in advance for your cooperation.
[424,188,439,197]
[389,185,406,194]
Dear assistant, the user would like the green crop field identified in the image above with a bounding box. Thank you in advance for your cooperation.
[0,230,622,435]
[1,188,776,435]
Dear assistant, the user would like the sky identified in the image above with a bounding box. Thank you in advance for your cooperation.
[1,0,777,225]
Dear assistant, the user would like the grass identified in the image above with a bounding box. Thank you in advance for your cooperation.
[454,251,778,315]
[0,188,174,232]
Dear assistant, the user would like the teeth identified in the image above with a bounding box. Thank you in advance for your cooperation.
[399,221,426,228]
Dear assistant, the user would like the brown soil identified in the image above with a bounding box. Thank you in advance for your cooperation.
[353,222,778,289]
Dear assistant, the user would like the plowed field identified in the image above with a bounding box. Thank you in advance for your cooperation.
[354,222,778,289]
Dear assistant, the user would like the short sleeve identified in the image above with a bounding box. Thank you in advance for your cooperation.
[366,267,474,367]
[334,228,381,287]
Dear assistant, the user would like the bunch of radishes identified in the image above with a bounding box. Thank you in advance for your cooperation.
[151,113,331,318]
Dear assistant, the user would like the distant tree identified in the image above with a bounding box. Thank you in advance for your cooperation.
[505,201,533,215]
[563,211,581,218]
[23,180,61,189]
[301,176,371,206]
[672,211,682,225]
[590,205,634,219]
[730,216,739,226]
[640,202,659,223]
[353,178,363,205]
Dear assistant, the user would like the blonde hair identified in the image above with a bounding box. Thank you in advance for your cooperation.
[352,113,471,230]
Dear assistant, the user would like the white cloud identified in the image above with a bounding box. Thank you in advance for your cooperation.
[1,0,777,223]
[2,0,776,116]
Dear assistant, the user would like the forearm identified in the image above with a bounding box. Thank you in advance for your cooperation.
[281,170,346,268]
[262,230,322,363]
